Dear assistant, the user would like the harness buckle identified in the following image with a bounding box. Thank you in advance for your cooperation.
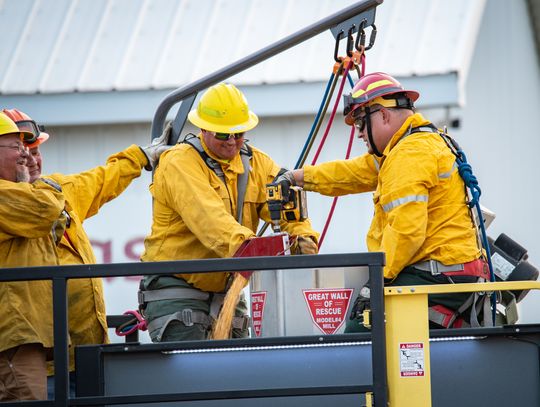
[137,290,145,306]
[429,259,441,275]
[182,309,194,327]
[241,316,251,331]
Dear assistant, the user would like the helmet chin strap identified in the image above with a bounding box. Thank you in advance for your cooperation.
[365,107,383,157]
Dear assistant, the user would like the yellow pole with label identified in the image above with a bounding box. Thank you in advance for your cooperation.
[384,286,431,407]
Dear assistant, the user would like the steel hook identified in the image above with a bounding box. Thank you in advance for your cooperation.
[365,23,377,51]
[355,19,367,51]
[334,30,344,62]
[346,25,355,57]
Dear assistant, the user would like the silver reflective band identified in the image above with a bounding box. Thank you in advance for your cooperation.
[439,162,458,179]
[382,194,428,212]
[372,156,380,172]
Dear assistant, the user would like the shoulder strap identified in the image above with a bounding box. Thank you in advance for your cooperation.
[181,134,225,184]
[406,123,462,156]
[236,142,253,223]
[181,134,252,223]
[406,123,439,137]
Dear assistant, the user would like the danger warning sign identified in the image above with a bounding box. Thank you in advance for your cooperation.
[399,342,425,377]
[303,288,353,335]
[250,291,267,337]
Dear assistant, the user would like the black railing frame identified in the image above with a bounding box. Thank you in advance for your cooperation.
[0,252,386,407]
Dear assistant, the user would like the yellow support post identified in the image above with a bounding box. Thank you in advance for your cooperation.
[382,280,540,406]
[385,287,431,407]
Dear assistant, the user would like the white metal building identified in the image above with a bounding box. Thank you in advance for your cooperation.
[1,0,539,338]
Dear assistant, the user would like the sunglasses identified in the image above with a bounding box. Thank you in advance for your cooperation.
[213,132,245,141]
[353,108,382,132]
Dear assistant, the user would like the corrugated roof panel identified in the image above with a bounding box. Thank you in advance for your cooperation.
[115,0,179,90]
[231,0,299,85]
[39,0,107,93]
[152,0,215,88]
[77,0,143,91]
[0,0,491,95]
[451,0,486,82]
[357,0,430,77]
[0,0,34,84]
[412,0,480,75]
[261,0,329,84]
[2,0,71,94]
[189,0,255,83]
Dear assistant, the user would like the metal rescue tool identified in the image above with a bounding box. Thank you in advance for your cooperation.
[266,183,308,233]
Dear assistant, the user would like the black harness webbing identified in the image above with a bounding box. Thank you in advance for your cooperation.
[181,134,252,223]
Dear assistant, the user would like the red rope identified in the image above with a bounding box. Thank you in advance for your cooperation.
[311,58,355,248]
[318,125,356,247]
[360,53,366,77]
[310,58,354,166]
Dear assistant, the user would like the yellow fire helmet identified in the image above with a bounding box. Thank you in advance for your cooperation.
[188,83,259,133]
[0,112,30,139]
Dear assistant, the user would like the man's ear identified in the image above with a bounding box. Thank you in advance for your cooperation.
[380,107,391,125]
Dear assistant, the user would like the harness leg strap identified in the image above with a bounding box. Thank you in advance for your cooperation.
[149,309,213,342]
[209,294,225,319]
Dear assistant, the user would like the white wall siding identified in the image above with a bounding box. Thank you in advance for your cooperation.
[457,0,540,323]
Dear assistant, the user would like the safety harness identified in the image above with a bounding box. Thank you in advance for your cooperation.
[137,134,255,340]
[403,124,494,328]
[183,133,253,222]
[138,286,250,342]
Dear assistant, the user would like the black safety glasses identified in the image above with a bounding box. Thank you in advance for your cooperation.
[353,108,382,132]
[214,132,245,141]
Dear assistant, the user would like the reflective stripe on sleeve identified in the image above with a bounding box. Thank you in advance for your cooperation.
[382,194,428,212]
[438,162,457,179]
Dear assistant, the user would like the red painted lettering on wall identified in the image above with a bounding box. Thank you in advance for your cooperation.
[90,237,145,283]
[90,239,112,264]
[124,237,145,261]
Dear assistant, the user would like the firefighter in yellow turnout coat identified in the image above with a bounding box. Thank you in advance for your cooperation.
[43,145,149,373]
[0,112,66,401]
[278,72,486,331]
[141,83,319,342]
[3,108,170,397]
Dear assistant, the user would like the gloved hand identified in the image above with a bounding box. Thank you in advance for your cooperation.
[140,121,173,170]
[274,170,296,202]
[51,210,70,245]
[291,235,318,255]
[349,285,371,321]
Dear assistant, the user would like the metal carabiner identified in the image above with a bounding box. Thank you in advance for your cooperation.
[334,30,344,62]
[365,23,377,51]
[355,19,367,51]
[346,25,355,57]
